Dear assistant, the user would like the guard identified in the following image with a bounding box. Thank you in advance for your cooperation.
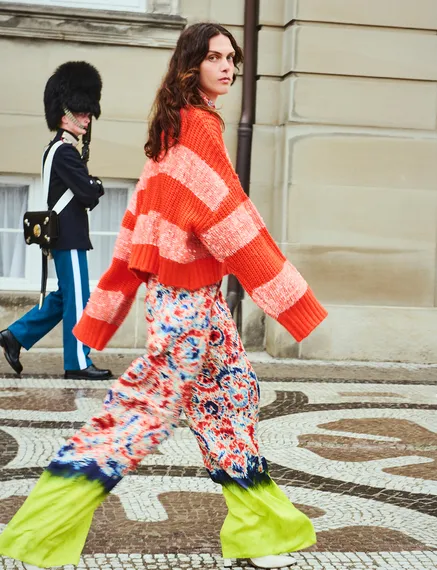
[0,61,112,380]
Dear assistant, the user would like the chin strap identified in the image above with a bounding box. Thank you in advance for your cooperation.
[63,107,86,130]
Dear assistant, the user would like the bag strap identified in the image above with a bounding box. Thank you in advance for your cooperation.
[42,140,74,214]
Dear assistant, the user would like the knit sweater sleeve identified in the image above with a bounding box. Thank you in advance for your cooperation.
[73,184,143,351]
[192,113,327,342]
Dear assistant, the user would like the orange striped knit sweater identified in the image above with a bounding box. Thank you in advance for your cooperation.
[74,107,327,350]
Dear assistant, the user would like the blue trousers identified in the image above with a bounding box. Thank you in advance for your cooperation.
[9,249,92,371]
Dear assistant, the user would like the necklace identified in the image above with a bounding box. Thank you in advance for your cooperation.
[200,92,216,108]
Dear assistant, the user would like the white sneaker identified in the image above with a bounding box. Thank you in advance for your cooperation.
[223,555,297,568]
[248,555,297,568]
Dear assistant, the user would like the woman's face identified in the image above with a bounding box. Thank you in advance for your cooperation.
[199,34,235,103]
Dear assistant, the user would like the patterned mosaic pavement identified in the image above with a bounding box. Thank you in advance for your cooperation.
[0,373,436,569]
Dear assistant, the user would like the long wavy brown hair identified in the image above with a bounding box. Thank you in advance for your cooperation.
[144,23,243,162]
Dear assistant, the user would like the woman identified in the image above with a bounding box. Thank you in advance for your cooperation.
[0,23,327,570]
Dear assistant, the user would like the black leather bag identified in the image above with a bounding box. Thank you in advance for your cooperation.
[23,210,59,248]
[23,210,60,309]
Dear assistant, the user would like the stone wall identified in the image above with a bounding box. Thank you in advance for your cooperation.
[257,0,437,362]
[0,0,244,351]
[2,0,437,362]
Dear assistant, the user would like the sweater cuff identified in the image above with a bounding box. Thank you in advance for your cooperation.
[73,314,118,352]
[278,287,328,342]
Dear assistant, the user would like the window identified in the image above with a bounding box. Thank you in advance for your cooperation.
[88,184,129,280]
[0,181,29,279]
[0,175,134,291]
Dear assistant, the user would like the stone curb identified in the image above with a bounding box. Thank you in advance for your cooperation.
[0,349,436,382]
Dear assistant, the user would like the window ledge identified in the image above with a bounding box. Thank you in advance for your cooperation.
[0,2,186,48]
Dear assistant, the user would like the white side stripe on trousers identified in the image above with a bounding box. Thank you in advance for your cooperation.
[70,250,87,370]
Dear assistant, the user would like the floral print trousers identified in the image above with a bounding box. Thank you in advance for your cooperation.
[49,276,265,488]
[0,277,316,567]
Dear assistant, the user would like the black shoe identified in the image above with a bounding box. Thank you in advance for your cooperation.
[0,329,23,375]
[64,364,112,380]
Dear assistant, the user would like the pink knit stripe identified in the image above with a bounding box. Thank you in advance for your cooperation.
[128,189,138,216]
[85,287,131,326]
[113,227,133,262]
[252,261,308,318]
[133,211,210,264]
[132,161,153,207]
[133,211,160,246]
[200,201,265,262]
[130,160,157,215]
[149,145,229,211]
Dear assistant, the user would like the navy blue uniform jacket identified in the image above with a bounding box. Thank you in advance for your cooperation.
[45,130,103,250]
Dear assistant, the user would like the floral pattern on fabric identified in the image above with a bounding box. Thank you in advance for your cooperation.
[48,276,268,491]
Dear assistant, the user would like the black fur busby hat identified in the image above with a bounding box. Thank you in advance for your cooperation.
[44,61,102,131]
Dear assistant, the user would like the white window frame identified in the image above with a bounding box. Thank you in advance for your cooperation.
[0,174,135,292]
[0,173,38,292]
[0,0,180,13]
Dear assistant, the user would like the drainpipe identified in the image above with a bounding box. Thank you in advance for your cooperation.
[225,0,260,331]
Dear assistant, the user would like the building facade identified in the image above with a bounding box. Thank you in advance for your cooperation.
[1,0,437,363]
